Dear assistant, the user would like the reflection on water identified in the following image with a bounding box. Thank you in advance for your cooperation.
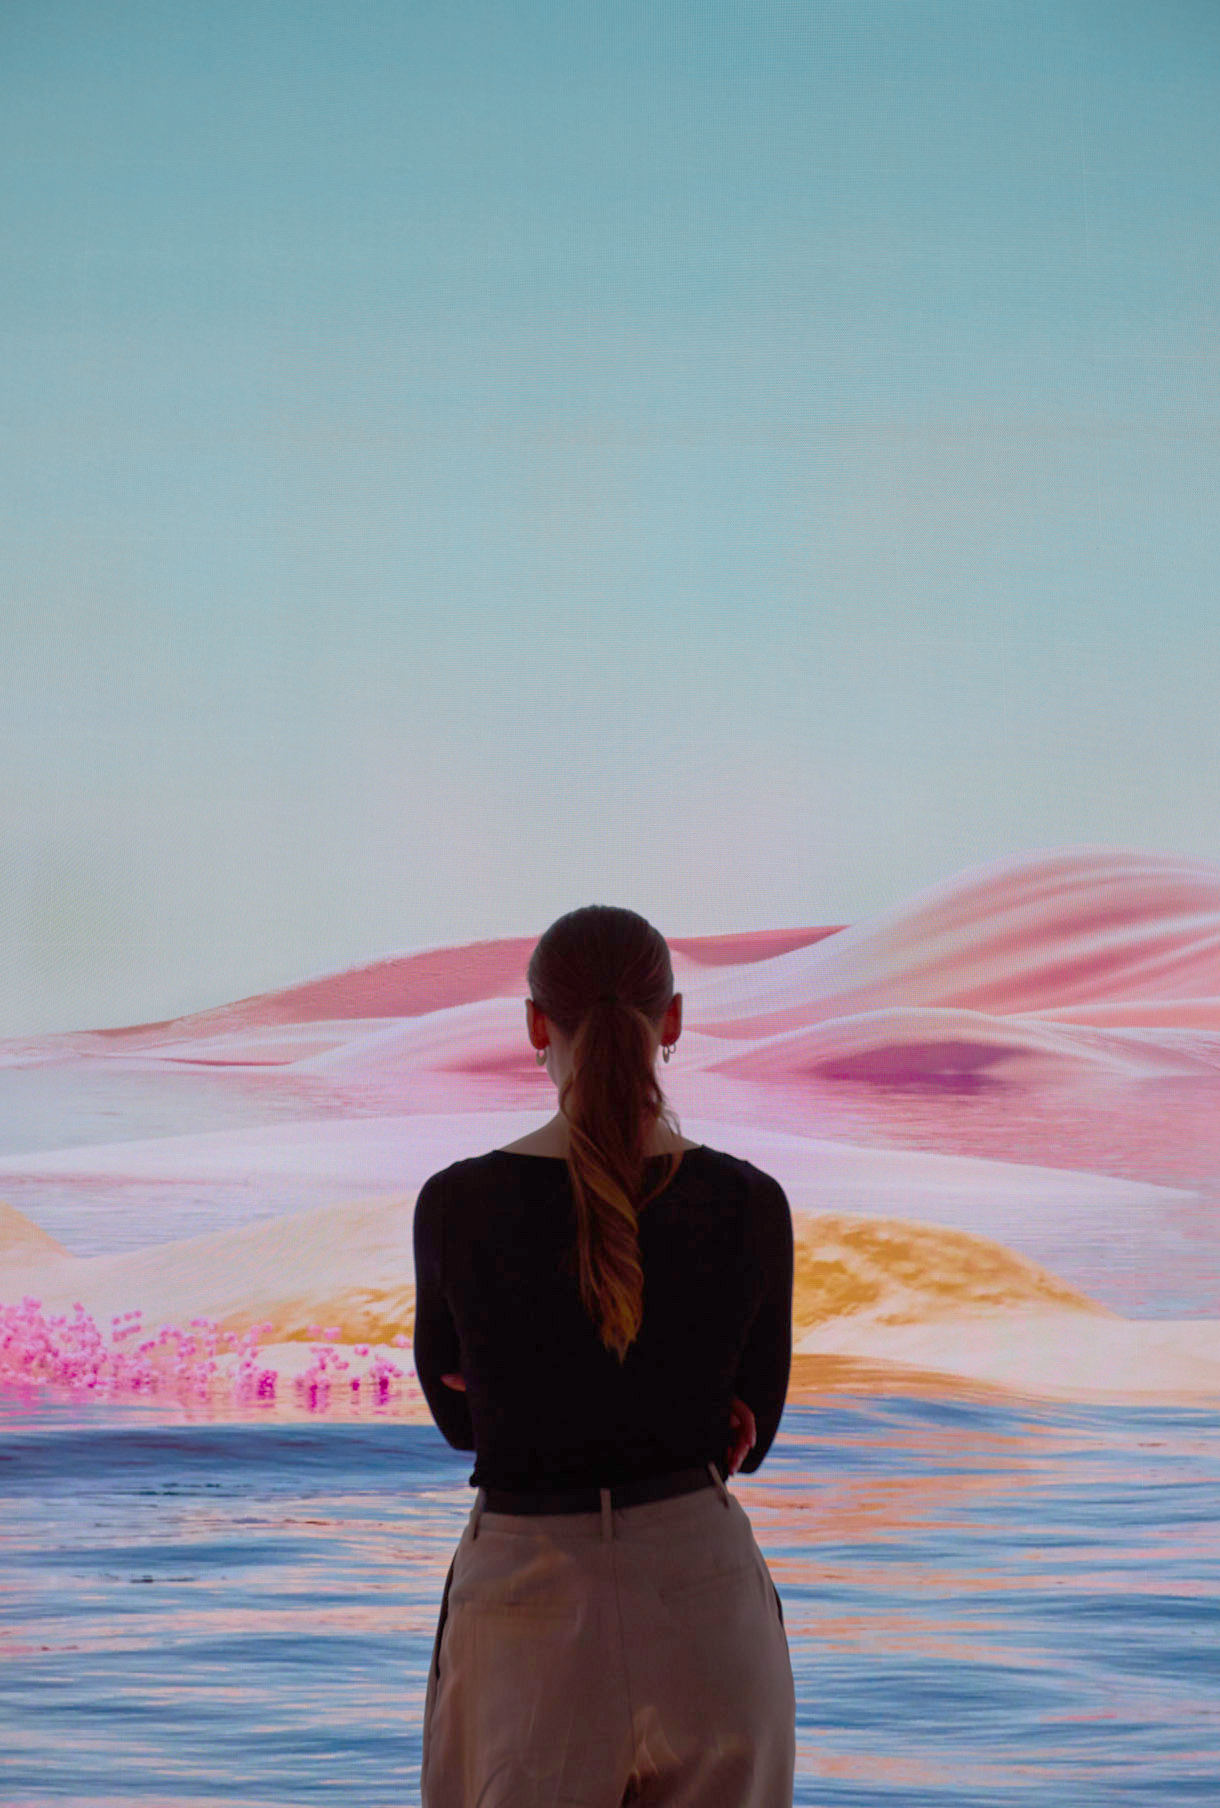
[3,1394,1217,1807]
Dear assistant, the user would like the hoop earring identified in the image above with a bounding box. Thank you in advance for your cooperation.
[662,1043,674,1062]
[535,1048,548,1065]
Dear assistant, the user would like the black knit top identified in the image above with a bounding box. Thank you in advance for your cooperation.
[412,1143,793,1491]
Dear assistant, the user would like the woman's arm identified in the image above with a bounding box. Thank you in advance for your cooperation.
[412,1171,475,1450]
[733,1175,794,1473]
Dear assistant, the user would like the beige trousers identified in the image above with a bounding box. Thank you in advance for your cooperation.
[420,1463,796,1807]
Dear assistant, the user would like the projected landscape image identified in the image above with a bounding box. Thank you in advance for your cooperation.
[6,845,1218,1414]
[4,3,1219,1800]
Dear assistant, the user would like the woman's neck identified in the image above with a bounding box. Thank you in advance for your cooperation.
[499,1112,700,1159]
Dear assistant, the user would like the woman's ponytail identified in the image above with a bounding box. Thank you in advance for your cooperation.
[527,907,683,1362]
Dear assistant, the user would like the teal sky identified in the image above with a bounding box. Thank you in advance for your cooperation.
[3,0,1219,1035]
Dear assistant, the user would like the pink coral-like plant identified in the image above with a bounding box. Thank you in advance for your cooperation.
[0,1298,413,1417]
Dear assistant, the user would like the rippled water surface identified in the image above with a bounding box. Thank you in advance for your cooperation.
[3,1393,1217,1807]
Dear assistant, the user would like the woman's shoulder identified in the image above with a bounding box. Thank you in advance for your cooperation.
[685,1149,792,1231]
[416,1152,495,1194]
[675,1142,786,1187]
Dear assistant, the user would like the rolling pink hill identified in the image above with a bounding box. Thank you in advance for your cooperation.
[4,846,1220,1410]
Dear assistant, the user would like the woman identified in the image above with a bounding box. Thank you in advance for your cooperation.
[414,905,796,1806]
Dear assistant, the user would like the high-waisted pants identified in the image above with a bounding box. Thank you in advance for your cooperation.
[420,1462,796,1807]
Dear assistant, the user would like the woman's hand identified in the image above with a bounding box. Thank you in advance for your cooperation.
[726,1395,756,1476]
[441,1372,467,1391]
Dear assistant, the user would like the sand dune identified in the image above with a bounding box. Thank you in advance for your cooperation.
[39,926,841,1060]
[794,1309,1220,1402]
[0,1115,1190,1227]
[688,848,1220,1035]
[5,1193,1217,1407]
[2,1195,1103,1340]
[709,1004,1220,1084]
[3,1195,416,1345]
[4,846,1220,1414]
[0,1201,68,1259]
[6,847,1214,1091]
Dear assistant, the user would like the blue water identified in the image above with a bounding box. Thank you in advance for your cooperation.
[2,1393,1217,1807]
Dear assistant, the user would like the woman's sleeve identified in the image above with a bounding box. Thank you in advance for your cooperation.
[733,1174,794,1473]
[412,1169,475,1450]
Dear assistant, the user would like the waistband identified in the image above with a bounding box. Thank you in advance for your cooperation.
[480,1464,720,1517]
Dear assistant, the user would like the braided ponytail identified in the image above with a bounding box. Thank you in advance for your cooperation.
[527,906,684,1361]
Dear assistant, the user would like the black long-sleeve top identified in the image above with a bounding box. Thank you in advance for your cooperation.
[412,1143,793,1491]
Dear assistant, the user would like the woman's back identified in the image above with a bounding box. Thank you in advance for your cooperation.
[412,1149,791,1489]
[412,1143,793,1492]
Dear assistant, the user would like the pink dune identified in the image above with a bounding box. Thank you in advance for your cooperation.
[71,925,844,1053]
[4,847,1220,1413]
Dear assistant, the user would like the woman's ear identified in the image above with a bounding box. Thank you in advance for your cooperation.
[525,997,544,1050]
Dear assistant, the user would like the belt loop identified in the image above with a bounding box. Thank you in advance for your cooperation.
[600,1486,613,1542]
[471,1486,486,1540]
[707,1460,731,1507]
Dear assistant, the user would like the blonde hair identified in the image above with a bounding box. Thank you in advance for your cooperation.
[527,905,684,1361]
